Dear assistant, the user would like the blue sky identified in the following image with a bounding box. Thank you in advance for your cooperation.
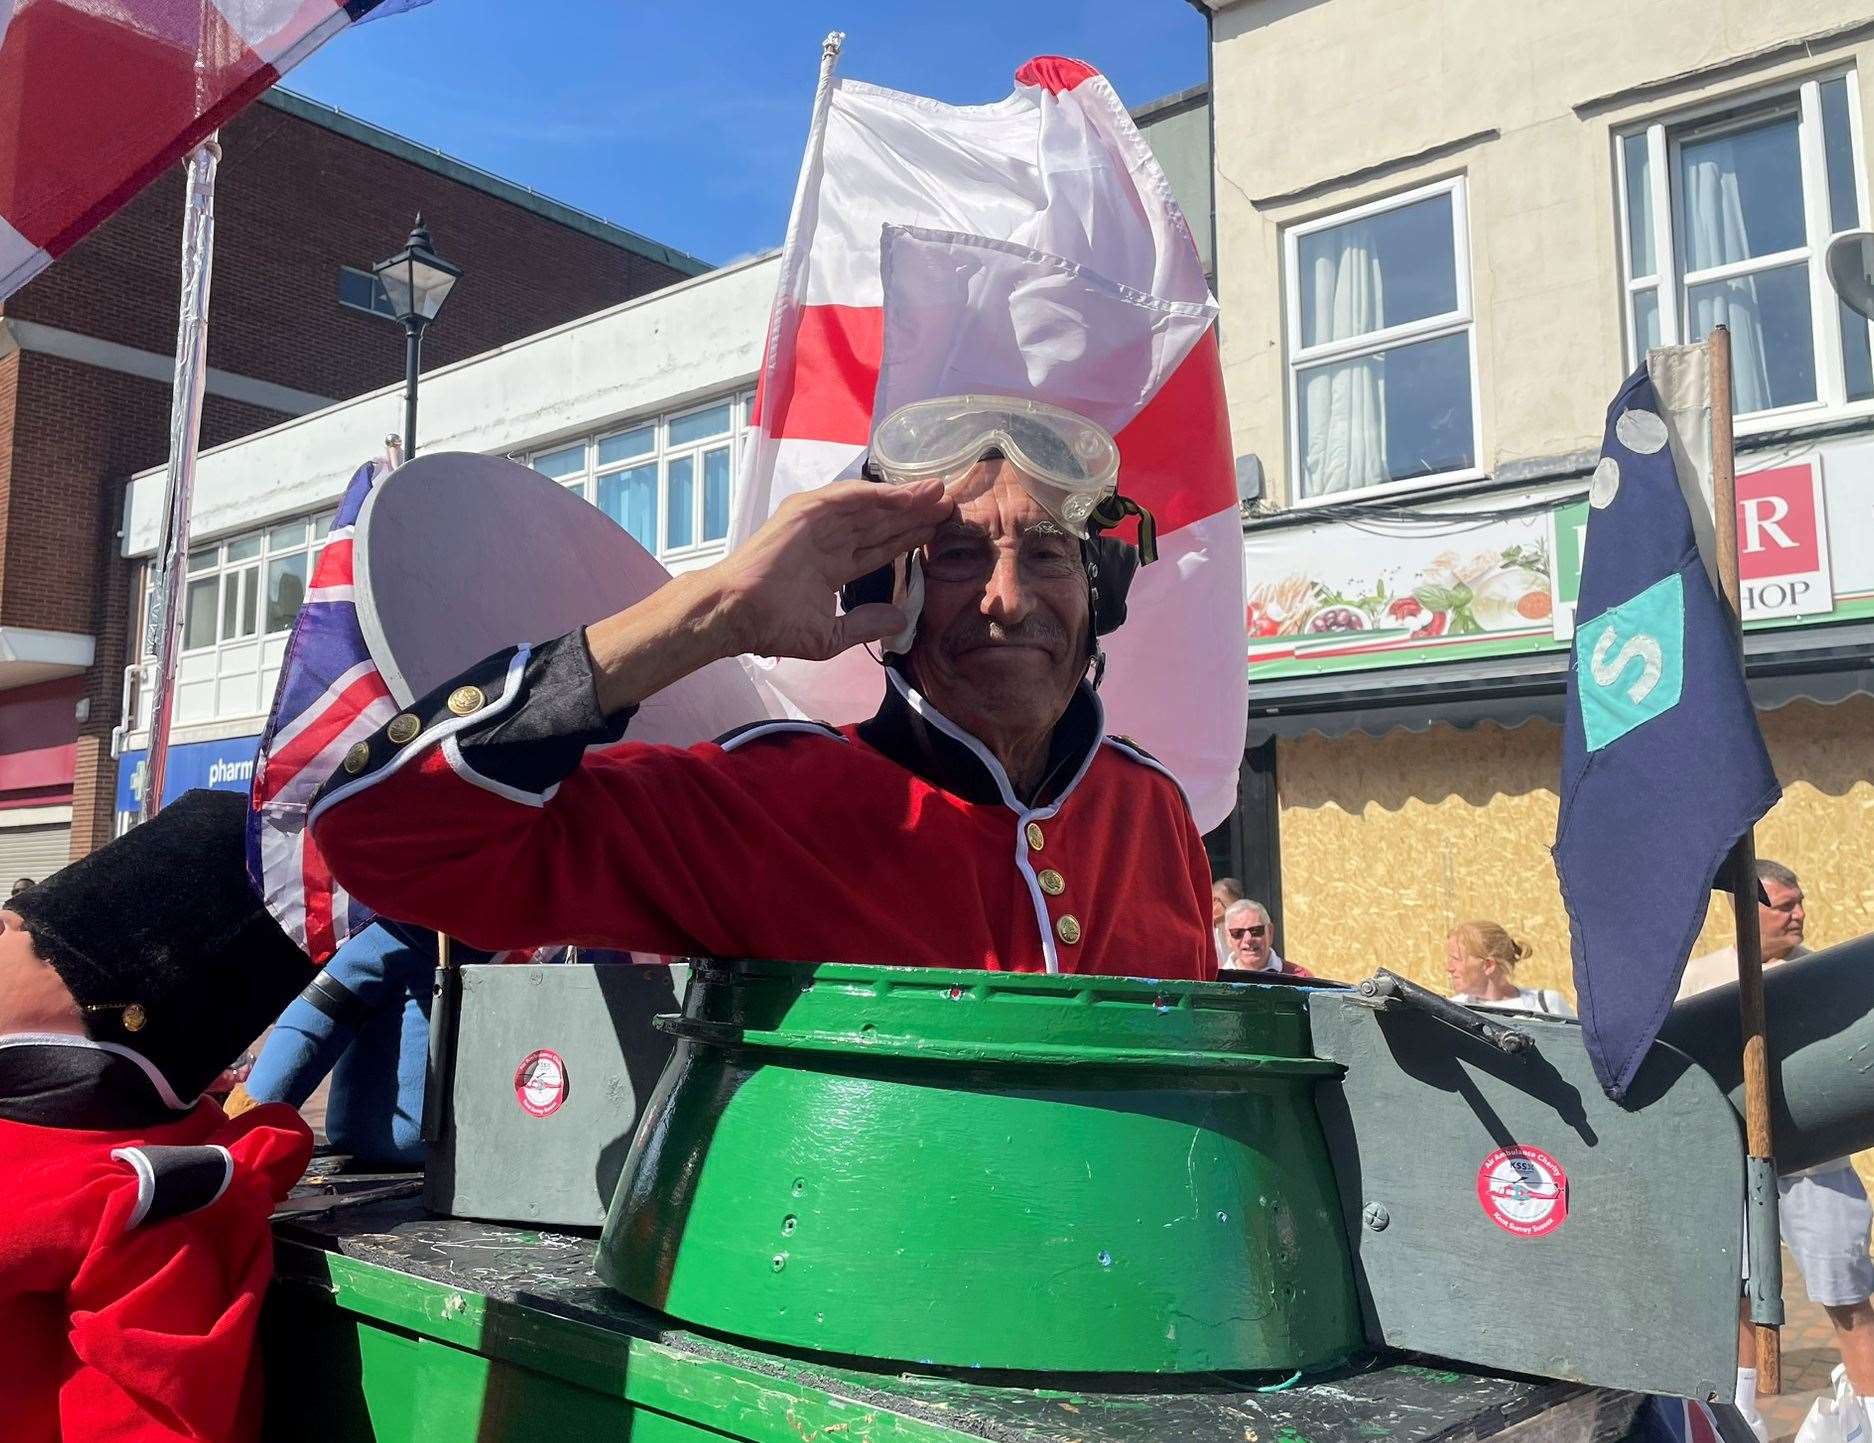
[286,1,1209,267]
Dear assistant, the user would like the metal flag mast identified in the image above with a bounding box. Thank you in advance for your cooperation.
[1707,324,1783,1393]
[140,136,222,824]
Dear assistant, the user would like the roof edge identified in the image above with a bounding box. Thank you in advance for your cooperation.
[122,247,782,488]
[1130,81,1210,124]
[258,88,713,277]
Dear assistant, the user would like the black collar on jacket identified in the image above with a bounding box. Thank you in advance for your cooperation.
[0,1034,193,1129]
[856,666,1104,811]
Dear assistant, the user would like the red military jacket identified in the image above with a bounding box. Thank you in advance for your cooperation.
[0,1034,312,1443]
[309,633,1216,979]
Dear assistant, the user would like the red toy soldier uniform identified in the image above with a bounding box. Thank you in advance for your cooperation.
[0,790,314,1442]
[308,419,1216,980]
[310,639,1213,977]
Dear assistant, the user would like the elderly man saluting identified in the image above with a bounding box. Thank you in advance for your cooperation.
[309,390,1217,980]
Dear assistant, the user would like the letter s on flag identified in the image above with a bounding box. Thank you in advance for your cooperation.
[1590,626,1664,704]
[1576,572,1686,752]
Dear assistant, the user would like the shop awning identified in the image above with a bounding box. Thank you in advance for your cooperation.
[1246,622,1874,743]
[0,627,93,692]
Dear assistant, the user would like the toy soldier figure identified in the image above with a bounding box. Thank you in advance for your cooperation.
[0,789,313,1443]
[307,404,1215,978]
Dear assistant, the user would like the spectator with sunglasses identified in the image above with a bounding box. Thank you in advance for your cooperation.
[1221,899,1311,978]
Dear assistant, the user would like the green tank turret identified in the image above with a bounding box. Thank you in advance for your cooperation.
[267,941,1874,1442]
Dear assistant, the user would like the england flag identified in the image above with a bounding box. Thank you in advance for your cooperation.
[733,49,1246,830]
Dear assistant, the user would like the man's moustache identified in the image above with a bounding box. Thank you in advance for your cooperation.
[949,620,1066,654]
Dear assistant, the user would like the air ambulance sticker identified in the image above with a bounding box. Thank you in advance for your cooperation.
[514,1049,569,1118]
[1476,1144,1568,1237]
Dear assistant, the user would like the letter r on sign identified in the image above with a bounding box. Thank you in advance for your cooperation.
[1741,495,1796,554]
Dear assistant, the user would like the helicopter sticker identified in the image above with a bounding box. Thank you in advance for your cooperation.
[1476,1144,1569,1237]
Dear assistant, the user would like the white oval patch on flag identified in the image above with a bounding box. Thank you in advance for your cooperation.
[1589,456,1621,509]
[1615,409,1669,455]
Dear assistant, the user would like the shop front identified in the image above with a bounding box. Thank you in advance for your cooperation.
[113,732,264,838]
[1242,435,1874,994]
[0,675,85,881]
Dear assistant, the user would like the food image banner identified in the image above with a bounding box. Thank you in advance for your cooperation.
[1243,505,1561,681]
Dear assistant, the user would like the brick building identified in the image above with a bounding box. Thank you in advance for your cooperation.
[0,88,706,876]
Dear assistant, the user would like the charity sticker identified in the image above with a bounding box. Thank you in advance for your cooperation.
[1475,1144,1568,1237]
[514,1049,570,1118]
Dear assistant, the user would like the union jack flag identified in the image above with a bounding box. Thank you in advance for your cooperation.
[246,458,397,963]
[1637,1397,1728,1443]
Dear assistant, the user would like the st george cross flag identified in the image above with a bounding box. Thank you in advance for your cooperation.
[0,0,426,301]
[734,49,1245,829]
[247,458,399,964]
[1554,352,1780,1100]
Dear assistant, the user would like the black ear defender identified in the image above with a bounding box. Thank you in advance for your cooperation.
[1084,534,1139,638]
[1082,493,1155,690]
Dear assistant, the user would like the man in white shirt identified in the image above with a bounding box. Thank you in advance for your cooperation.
[1683,861,1873,1436]
[1678,857,1810,998]
[1221,900,1311,978]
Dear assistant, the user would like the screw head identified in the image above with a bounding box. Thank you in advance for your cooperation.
[1362,1202,1391,1232]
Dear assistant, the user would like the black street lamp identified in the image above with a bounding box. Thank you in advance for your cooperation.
[373,216,461,458]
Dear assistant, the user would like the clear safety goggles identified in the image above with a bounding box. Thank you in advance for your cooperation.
[869,394,1121,538]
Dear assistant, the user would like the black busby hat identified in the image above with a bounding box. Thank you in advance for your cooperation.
[10,789,309,1101]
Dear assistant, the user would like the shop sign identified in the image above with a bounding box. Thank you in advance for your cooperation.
[1736,463,1832,620]
[115,734,261,832]
[1556,452,1863,638]
[1245,437,1874,683]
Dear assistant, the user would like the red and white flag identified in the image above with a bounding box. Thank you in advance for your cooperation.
[734,48,1246,829]
[0,0,416,301]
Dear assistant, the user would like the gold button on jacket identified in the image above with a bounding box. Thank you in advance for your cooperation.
[342,741,372,774]
[1055,914,1082,945]
[1038,869,1065,896]
[1025,821,1045,852]
[447,684,486,717]
[387,713,421,745]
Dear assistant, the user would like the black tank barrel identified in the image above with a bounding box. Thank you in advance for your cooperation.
[1658,933,1874,1173]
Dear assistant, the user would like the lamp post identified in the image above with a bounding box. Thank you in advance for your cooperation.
[373,216,461,458]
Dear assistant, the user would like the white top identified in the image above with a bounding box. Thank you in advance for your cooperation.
[1678,942,1811,1001]
[1452,987,1576,1018]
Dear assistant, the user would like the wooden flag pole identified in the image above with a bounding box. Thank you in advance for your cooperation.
[1708,324,1782,1394]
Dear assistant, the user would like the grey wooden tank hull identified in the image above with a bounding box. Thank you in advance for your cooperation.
[1660,932,1874,1173]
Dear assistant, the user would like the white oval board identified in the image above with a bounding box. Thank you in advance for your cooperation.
[354,452,766,746]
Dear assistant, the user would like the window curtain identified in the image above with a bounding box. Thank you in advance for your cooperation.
[1301,224,1388,495]
[1682,139,1774,414]
[600,466,658,554]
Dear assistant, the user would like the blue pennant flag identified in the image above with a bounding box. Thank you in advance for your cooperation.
[1554,358,1780,1100]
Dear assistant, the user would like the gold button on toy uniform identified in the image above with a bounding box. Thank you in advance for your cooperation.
[387,713,421,745]
[343,741,372,774]
[447,684,486,717]
[121,1003,147,1033]
[1055,914,1082,945]
[1038,869,1066,896]
[1025,822,1045,851]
